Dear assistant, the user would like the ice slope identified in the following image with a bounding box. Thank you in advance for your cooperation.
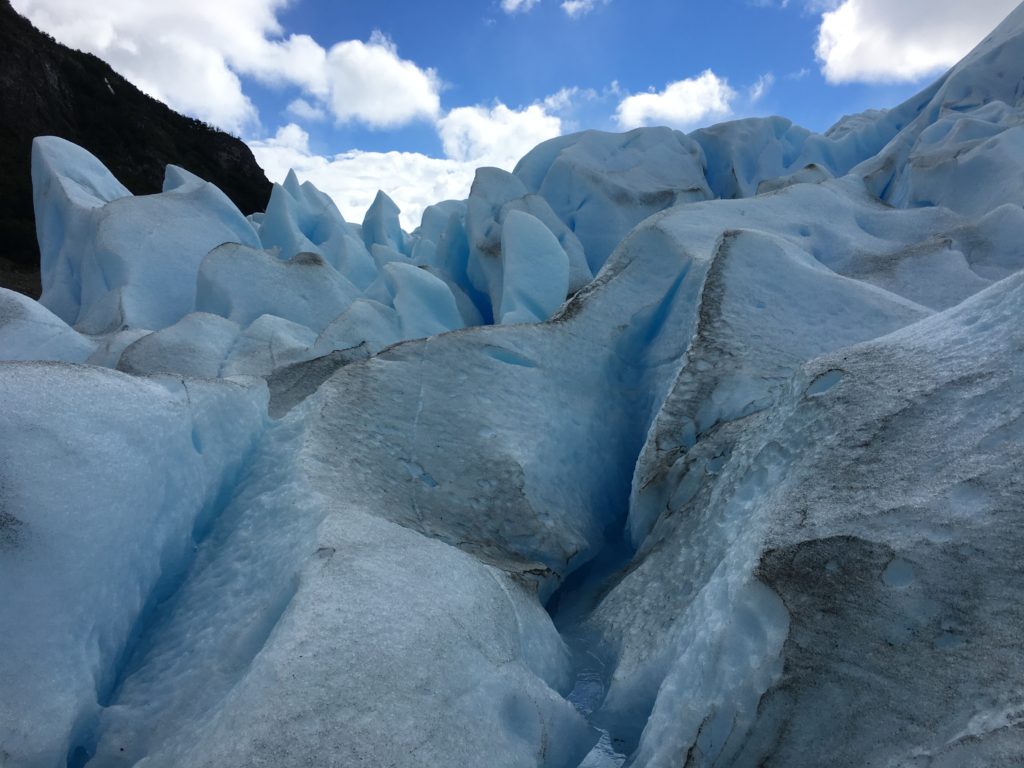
[74,173,719,767]
[625,225,929,545]
[585,271,1024,767]
[0,365,266,767]
[0,287,95,362]
[75,402,592,768]
[3,4,1024,767]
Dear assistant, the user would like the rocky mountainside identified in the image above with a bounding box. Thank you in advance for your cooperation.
[0,0,271,297]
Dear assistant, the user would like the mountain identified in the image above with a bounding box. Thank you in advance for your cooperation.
[2,4,1024,768]
[0,0,271,298]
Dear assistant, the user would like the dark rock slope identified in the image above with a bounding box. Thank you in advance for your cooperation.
[0,0,271,297]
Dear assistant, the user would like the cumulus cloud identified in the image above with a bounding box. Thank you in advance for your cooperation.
[815,0,1019,83]
[437,102,563,169]
[10,0,442,133]
[252,97,563,230]
[324,31,441,127]
[616,70,737,130]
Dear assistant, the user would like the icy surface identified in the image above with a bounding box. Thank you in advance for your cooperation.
[4,6,1024,766]
[0,365,266,767]
[116,313,241,378]
[33,139,261,334]
[0,288,95,362]
[498,210,571,324]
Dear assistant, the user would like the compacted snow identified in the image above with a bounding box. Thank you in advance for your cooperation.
[3,6,1024,768]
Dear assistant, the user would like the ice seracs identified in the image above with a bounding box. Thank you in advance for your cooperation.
[514,126,712,272]
[497,209,570,324]
[33,138,262,335]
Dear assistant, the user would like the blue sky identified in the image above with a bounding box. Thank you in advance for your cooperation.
[270,0,906,154]
[12,0,1020,225]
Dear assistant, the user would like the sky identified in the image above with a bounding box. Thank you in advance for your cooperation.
[11,0,1021,228]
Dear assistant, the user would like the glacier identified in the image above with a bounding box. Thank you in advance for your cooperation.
[3,6,1024,768]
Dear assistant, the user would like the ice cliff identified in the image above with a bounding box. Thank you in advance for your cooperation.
[3,5,1024,768]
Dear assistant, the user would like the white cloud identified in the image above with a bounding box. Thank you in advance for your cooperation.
[286,98,327,123]
[542,86,596,112]
[10,0,442,133]
[324,31,441,127]
[616,70,737,130]
[501,0,540,13]
[437,102,563,169]
[815,0,1019,83]
[12,0,272,132]
[561,0,608,17]
[257,122,313,156]
[252,97,564,230]
[749,73,776,103]
[235,32,329,96]
[249,124,475,230]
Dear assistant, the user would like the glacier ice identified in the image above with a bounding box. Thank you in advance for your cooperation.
[34,138,262,334]
[464,167,591,323]
[0,287,95,362]
[498,210,571,324]
[380,261,465,338]
[514,126,712,272]
[116,312,241,378]
[4,5,1024,767]
[0,365,266,766]
[313,298,402,355]
[196,242,361,333]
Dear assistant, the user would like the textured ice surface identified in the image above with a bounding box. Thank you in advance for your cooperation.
[4,6,1024,766]
[116,313,241,378]
[196,243,361,333]
[313,297,402,355]
[514,126,712,272]
[0,365,266,767]
[0,287,95,362]
[381,261,465,338]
